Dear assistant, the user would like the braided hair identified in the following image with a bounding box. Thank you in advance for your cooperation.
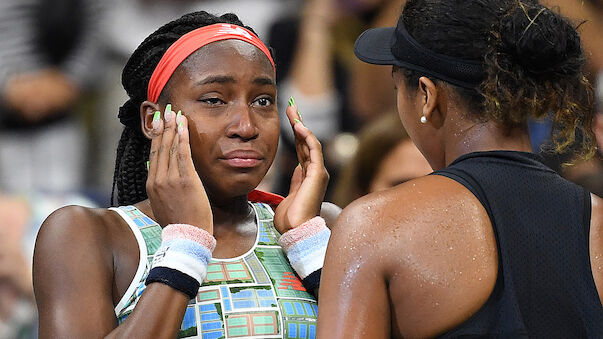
[112,12,260,206]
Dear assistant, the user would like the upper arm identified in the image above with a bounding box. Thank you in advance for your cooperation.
[33,206,117,337]
[591,193,603,303]
[317,201,391,338]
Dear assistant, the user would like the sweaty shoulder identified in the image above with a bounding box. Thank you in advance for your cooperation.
[335,174,499,337]
[591,194,603,303]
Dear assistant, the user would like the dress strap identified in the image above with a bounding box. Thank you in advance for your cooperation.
[108,206,150,316]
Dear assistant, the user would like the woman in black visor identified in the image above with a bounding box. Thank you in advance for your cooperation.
[316,0,603,337]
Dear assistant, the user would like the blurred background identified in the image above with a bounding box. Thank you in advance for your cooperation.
[0,0,601,337]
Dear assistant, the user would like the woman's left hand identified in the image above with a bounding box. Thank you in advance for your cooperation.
[274,99,329,234]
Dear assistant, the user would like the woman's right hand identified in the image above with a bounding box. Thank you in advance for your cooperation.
[146,104,213,233]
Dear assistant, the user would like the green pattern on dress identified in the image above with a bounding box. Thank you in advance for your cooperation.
[115,203,318,339]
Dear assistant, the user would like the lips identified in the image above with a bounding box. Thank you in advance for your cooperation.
[221,150,263,168]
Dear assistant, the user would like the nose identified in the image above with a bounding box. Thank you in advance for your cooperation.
[226,103,259,141]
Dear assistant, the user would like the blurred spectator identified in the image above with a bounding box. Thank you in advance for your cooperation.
[270,0,402,141]
[268,0,403,195]
[563,71,603,197]
[543,0,603,77]
[530,0,603,151]
[0,191,95,338]
[532,0,603,196]
[0,0,106,194]
[332,113,432,207]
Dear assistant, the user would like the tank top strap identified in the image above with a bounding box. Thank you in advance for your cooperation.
[432,167,495,222]
[109,205,162,317]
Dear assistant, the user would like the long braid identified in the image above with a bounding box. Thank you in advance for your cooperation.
[112,11,263,206]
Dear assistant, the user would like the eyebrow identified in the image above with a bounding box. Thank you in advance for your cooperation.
[194,75,276,87]
[195,76,236,86]
[253,77,276,86]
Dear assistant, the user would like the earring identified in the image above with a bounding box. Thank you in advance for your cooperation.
[420,116,427,124]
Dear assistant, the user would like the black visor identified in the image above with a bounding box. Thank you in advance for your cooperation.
[354,19,484,89]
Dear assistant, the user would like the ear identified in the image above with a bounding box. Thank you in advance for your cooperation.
[140,100,160,139]
[418,77,446,129]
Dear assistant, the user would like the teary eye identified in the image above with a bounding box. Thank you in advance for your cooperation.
[252,97,273,107]
[199,97,225,106]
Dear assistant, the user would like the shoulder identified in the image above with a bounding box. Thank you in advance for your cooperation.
[34,206,134,335]
[34,205,128,270]
[591,193,603,302]
[337,174,488,233]
[590,193,602,265]
[333,174,495,274]
[37,205,118,245]
[331,175,499,334]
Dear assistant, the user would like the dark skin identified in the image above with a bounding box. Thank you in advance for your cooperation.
[33,40,337,338]
[316,70,603,338]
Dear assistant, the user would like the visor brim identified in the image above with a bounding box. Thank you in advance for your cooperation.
[354,27,397,66]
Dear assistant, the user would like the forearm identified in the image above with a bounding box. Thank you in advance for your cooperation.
[37,283,190,339]
[105,284,189,339]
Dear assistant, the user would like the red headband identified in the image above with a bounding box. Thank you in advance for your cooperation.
[147,23,275,103]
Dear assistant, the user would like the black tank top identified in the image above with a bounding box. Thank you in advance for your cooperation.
[432,151,603,338]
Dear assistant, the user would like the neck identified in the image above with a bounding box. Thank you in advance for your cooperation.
[444,120,533,167]
[208,192,253,229]
[135,192,253,230]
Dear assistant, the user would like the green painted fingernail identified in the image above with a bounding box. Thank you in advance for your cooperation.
[176,110,183,132]
[297,110,303,121]
[165,103,172,118]
[294,118,302,124]
[153,111,160,122]
[146,161,149,171]
[288,97,295,107]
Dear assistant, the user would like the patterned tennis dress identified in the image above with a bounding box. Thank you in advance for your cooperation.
[110,202,318,339]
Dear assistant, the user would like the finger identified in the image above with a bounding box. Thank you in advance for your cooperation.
[284,104,311,164]
[176,113,197,175]
[293,121,325,169]
[284,101,302,129]
[155,104,177,177]
[147,110,164,180]
[289,121,313,174]
[288,165,303,195]
[167,110,182,179]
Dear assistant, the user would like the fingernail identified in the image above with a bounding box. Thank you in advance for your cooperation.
[176,110,184,133]
[152,111,161,129]
[288,97,295,107]
[297,110,303,121]
[146,161,149,171]
[165,103,172,120]
[294,118,302,125]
